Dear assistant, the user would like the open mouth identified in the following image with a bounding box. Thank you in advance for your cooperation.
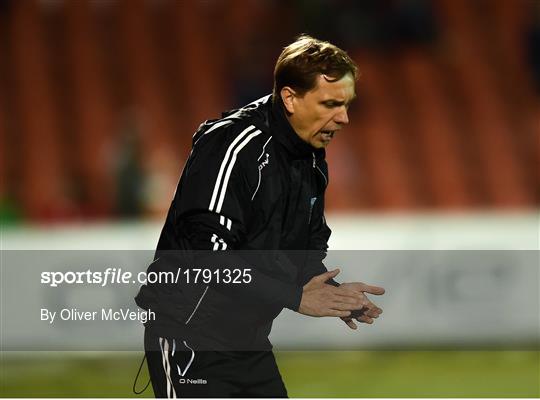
[320,130,335,139]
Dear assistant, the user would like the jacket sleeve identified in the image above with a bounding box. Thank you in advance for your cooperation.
[172,124,303,311]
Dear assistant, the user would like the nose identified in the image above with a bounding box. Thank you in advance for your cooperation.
[334,106,349,125]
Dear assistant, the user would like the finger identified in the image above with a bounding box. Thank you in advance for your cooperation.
[360,303,381,317]
[358,283,385,295]
[356,315,374,324]
[365,309,380,318]
[355,306,376,318]
[315,268,340,282]
[363,299,382,314]
[371,306,383,315]
[366,303,383,316]
[344,319,357,330]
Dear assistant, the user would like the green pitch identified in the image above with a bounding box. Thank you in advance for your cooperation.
[1,351,538,397]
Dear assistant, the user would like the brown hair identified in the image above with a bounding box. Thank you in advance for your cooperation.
[273,34,358,102]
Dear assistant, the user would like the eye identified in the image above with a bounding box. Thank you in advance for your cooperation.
[323,101,338,109]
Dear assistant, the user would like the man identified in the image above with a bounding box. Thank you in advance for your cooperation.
[135,35,385,398]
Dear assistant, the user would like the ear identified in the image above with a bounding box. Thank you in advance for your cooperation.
[280,87,296,114]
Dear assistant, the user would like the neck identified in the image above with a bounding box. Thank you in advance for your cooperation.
[284,115,306,144]
[277,99,308,145]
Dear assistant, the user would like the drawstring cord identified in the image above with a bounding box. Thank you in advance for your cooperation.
[132,354,151,395]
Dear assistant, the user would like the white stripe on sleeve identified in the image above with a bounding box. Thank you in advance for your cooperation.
[211,234,220,251]
[215,129,261,213]
[208,125,255,212]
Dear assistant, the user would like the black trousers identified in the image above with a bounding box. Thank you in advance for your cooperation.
[144,329,288,398]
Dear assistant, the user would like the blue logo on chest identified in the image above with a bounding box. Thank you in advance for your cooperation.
[308,197,317,223]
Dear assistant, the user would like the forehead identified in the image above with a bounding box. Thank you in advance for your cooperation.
[310,73,356,101]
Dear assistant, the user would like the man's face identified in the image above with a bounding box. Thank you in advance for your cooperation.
[283,72,356,149]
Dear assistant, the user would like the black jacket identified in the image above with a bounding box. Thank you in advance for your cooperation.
[135,95,332,350]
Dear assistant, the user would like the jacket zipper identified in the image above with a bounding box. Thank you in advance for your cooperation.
[313,152,328,186]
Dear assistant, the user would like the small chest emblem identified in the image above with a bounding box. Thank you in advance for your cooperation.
[308,197,317,223]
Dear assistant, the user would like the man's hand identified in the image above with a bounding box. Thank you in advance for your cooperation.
[338,282,385,330]
[298,269,367,317]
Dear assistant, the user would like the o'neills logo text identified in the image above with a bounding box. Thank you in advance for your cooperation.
[258,153,270,171]
[179,378,207,385]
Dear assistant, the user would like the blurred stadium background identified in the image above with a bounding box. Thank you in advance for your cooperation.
[1,0,539,397]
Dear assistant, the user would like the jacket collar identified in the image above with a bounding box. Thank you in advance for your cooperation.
[270,98,325,161]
